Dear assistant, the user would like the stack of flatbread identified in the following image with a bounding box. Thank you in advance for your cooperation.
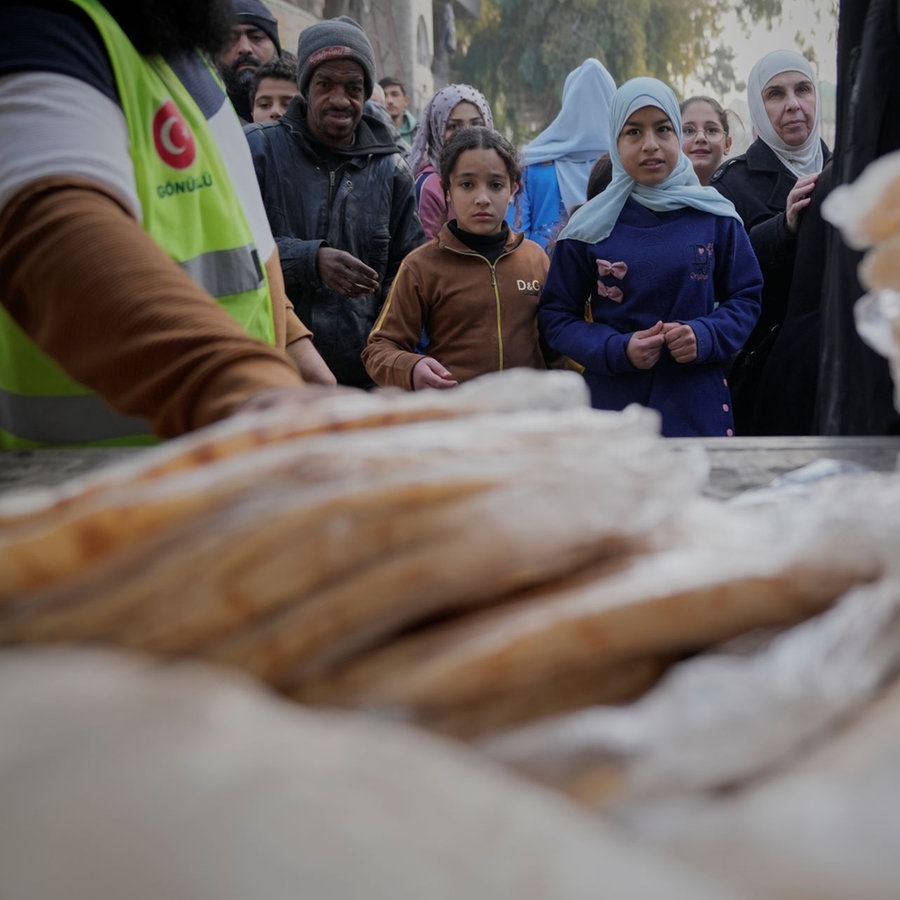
[0,368,889,743]
[4,368,900,896]
[476,472,900,897]
[0,372,695,680]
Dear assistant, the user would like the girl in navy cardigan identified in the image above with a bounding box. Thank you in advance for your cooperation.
[538,77,762,437]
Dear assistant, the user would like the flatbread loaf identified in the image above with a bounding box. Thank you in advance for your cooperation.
[285,497,880,719]
[298,655,675,740]
[859,232,900,292]
[0,402,664,602]
[0,369,591,531]
[1,405,700,692]
[822,149,900,249]
[0,647,737,900]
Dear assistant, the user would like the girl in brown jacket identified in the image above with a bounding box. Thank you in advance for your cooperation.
[363,127,551,390]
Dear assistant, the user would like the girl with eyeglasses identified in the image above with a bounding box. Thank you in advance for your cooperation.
[680,96,733,185]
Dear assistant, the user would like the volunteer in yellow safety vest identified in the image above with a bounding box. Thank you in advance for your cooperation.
[0,0,335,449]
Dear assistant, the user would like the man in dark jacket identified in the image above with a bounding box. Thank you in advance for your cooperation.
[245,16,425,388]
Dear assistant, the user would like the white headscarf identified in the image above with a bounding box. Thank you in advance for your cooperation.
[747,49,823,179]
[520,58,617,210]
[559,77,740,244]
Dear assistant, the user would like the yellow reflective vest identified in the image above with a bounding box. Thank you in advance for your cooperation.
[0,0,275,448]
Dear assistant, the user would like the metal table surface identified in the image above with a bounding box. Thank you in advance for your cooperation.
[2,437,899,500]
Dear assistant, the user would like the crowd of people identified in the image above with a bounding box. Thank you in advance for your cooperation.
[1,0,896,448]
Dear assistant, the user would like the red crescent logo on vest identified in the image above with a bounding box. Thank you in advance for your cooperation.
[152,100,196,169]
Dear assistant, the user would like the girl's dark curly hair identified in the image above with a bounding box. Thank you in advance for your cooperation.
[439,126,521,193]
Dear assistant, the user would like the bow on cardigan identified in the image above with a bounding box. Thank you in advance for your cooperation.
[596,258,627,302]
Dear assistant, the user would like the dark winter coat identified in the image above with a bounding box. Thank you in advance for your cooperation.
[752,162,834,435]
[245,97,425,387]
[817,0,900,434]
[539,199,762,438]
[711,137,831,434]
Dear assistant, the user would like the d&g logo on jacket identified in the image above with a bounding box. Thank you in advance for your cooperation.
[517,279,541,296]
[153,100,196,169]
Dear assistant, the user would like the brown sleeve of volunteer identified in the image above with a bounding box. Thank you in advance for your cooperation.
[264,248,313,347]
[0,177,303,438]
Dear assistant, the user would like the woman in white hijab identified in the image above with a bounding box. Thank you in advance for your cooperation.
[508,59,617,252]
[711,49,831,435]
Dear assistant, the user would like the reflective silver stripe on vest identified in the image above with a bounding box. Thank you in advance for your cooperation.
[0,388,151,444]
[179,245,263,297]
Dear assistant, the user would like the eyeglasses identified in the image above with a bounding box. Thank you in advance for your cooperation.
[682,125,726,142]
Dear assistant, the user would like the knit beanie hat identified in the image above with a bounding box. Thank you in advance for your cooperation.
[232,0,281,56]
[297,16,375,99]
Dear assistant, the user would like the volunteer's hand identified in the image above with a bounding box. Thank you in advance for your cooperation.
[286,336,338,386]
[233,383,358,416]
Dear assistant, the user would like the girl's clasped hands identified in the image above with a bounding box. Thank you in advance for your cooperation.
[626,320,698,369]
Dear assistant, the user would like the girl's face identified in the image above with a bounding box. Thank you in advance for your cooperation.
[443,101,486,143]
[681,99,732,185]
[617,105,680,186]
[762,70,816,147]
[446,147,513,235]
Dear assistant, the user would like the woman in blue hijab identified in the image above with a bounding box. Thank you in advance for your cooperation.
[538,77,763,437]
[508,59,617,252]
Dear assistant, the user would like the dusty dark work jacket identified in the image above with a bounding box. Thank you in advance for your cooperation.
[245,97,425,387]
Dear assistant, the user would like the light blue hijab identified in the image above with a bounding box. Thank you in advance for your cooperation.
[520,58,617,210]
[559,77,740,243]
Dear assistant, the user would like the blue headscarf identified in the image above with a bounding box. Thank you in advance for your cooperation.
[559,77,740,243]
[520,58,617,210]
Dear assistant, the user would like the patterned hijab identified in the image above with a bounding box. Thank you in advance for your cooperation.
[747,49,823,179]
[407,83,494,177]
[559,77,740,244]
[521,58,617,210]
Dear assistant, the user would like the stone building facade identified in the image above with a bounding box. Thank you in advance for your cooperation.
[265,0,480,118]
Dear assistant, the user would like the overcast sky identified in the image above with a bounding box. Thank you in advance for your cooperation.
[717,0,838,103]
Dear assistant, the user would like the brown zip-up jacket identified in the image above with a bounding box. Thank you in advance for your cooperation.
[362,224,550,389]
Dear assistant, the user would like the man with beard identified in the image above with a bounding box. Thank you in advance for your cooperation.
[219,0,282,123]
[245,17,425,388]
[0,0,336,449]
